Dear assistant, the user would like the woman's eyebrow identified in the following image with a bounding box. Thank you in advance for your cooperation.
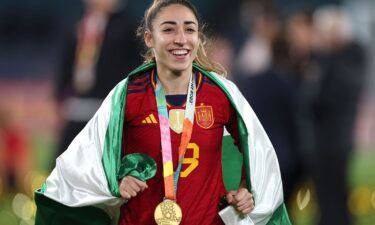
[160,20,197,26]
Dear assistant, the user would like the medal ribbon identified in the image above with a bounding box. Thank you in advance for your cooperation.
[155,71,196,200]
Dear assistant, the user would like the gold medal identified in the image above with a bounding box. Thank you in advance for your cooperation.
[154,199,182,225]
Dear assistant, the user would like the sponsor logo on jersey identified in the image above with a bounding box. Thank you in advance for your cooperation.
[142,114,158,124]
[195,105,214,129]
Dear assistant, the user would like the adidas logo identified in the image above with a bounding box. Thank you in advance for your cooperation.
[142,114,158,124]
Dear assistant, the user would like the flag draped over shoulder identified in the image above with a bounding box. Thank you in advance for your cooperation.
[35,63,291,225]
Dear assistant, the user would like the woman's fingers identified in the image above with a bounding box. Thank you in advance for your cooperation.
[227,188,255,214]
[226,191,237,204]
[131,176,148,191]
[236,191,253,207]
[119,176,148,200]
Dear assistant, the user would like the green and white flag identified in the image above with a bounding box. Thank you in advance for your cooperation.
[35,63,291,225]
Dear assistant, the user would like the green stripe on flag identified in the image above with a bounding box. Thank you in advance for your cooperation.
[266,203,292,225]
[222,135,243,190]
[35,193,111,225]
[103,79,128,197]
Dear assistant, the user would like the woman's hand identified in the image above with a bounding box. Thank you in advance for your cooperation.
[226,179,254,214]
[119,176,148,200]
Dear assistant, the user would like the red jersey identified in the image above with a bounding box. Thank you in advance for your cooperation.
[119,70,239,225]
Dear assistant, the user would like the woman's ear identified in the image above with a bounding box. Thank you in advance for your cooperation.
[144,31,153,48]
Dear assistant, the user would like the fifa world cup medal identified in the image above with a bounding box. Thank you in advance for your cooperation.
[154,199,182,225]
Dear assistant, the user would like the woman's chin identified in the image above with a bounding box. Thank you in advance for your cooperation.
[168,62,192,74]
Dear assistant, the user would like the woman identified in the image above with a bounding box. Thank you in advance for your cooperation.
[118,1,252,224]
[35,1,290,225]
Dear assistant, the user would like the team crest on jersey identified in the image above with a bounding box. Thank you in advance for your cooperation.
[169,109,185,134]
[195,105,214,129]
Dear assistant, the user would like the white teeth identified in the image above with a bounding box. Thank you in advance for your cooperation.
[171,49,188,55]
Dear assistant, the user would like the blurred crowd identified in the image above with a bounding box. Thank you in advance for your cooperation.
[235,3,367,225]
[0,0,375,225]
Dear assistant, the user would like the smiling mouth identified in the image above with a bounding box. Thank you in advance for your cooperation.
[169,49,190,57]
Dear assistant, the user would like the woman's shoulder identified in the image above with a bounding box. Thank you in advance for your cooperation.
[204,71,240,93]
[200,72,238,102]
[126,70,153,95]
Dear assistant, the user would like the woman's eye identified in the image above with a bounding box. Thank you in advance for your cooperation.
[186,28,196,32]
[163,28,173,32]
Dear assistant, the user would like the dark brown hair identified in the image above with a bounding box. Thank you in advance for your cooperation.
[137,0,227,76]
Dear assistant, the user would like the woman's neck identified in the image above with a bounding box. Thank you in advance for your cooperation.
[156,66,192,95]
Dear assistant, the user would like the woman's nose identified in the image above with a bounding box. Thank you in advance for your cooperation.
[174,29,187,45]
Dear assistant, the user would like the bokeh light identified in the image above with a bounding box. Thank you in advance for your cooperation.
[290,185,319,225]
[296,188,311,211]
[21,199,33,220]
[12,193,33,220]
[371,190,375,211]
[348,187,372,215]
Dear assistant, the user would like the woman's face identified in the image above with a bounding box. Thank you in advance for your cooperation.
[145,4,199,74]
